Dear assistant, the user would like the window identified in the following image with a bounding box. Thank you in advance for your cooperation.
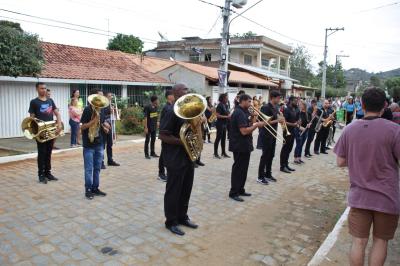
[244,54,252,65]
[70,84,121,106]
[280,58,287,70]
[189,53,200,62]
[261,58,269,67]
[205,53,212,61]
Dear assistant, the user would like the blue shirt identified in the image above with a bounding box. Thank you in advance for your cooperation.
[344,102,355,112]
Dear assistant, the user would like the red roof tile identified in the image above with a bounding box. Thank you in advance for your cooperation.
[40,42,168,84]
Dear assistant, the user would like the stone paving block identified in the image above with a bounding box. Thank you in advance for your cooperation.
[70,249,87,261]
[39,243,55,254]
[126,235,144,245]
[32,254,50,265]
[51,252,70,264]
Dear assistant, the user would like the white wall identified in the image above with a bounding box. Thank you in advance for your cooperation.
[0,81,70,138]
[157,66,207,95]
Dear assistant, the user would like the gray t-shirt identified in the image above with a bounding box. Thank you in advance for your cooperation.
[334,118,400,214]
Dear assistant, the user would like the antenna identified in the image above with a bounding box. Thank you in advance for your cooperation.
[158,31,169,41]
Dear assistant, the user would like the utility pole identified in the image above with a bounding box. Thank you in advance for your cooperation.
[219,0,232,92]
[321,27,344,99]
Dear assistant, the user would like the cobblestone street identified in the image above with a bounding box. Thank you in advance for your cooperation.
[0,133,394,265]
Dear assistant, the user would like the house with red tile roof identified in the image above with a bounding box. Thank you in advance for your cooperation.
[0,42,171,138]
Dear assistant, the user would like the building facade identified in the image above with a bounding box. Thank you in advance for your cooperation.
[0,43,170,139]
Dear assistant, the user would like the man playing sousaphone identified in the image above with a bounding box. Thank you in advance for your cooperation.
[159,84,200,236]
[28,82,63,184]
[80,89,111,200]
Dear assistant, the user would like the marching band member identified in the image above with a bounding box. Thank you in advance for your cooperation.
[102,92,120,168]
[304,99,318,158]
[279,96,298,174]
[257,90,282,185]
[229,94,266,202]
[203,96,213,143]
[143,96,160,159]
[29,82,62,184]
[293,100,309,164]
[214,93,230,159]
[159,84,198,236]
[158,90,175,182]
[314,100,333,154]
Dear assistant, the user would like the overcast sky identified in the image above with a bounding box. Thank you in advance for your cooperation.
[1,0,399,73]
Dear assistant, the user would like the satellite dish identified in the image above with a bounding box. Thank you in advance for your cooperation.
[158,31,169,41]
[232,0,247,8]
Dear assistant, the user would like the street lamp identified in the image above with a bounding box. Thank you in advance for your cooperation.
[334,54,349,88]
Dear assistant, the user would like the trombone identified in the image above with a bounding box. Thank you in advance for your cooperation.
[278,111,291,136]
[111,94,121,144]
[249,105,285,145]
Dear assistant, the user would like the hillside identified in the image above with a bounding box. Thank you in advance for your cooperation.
[344,68,400,81]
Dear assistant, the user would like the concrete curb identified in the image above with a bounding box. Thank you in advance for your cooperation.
[0,138,146,165]
[307,207,350,266]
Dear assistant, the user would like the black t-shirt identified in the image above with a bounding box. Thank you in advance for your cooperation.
[159,104,191,169]
[144,104,158,132]
[284,106,298,133]
[205,105,212,119]
[260,102,278,134]
[229,106,253,153]
[216,102,229,127]
[307,107,318,129]
[28,97,57,121]
[80,106,105,148]
[297,111,308,128]
[381,108,393,121]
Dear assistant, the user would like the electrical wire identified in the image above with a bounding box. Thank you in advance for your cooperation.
[0,8,159,43]
[355,1,400,13]
[205,13,221,36]
[0,15,158,44]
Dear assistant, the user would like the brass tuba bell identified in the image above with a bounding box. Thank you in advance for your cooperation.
[21,117,64,143]
[174,93,207,162]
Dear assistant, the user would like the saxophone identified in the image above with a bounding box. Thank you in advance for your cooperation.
[173,93,207,162]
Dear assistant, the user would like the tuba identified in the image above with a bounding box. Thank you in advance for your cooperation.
[21,117,64,143]
[87,94,110,143]
[174,93,207,162]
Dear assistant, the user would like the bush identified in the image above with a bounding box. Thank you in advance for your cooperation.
[117,106,144,135]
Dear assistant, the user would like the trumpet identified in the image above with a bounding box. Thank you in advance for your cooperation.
[111,94,120,143]
[249,105,285,144]
[278,111,291,136]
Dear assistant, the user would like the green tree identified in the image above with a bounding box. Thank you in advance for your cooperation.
[0,20,43,77]
[369,75,381,87]
[385,77,400,101]
[289,45,315,86]
[107,34,144,54]
[316,61,346,89]
[231,31,257,39]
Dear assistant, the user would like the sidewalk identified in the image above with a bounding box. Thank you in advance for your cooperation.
[0,134,144,155]
[314,210,400,265]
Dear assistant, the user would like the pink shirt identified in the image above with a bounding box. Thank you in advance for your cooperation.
[69,106,82,123]
[334,118,400,214]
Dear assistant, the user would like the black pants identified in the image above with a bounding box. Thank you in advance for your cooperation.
[159,147,166,175]
[258,138,276,178]
[36,139,54,176]
[164,163,194,226]
[229,152,251,197]
[214,124,227,155]
[103,132,113,163]
[346,112,353,125]
[280,131,295,168]
[314,127,329,153]
[202,123,211,142]
[144,131,156,156]
[304,129,316,156]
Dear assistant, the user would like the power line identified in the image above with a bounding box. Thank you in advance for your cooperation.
[0,8,159,43]
[65,0,208,32]
[0,15,158,44]
[205,13,221,36]
[355,1,400,13]
[197,0,323,48]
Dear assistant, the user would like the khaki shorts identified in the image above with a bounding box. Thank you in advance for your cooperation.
[348,207,399,240]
